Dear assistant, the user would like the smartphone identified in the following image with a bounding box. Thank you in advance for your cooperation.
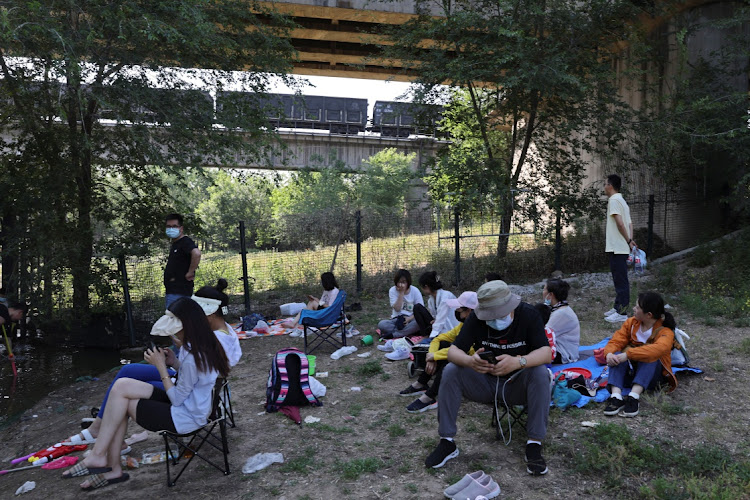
[479,351,498,364]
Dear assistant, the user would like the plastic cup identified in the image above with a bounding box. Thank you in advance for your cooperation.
[361,334,374,346]
[306,355,316,376]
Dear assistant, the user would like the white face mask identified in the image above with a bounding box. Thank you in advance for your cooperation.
[487,314,513,331]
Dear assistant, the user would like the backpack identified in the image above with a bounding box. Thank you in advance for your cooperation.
[265,348,322,413]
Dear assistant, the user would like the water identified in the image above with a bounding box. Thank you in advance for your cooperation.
[0,341,131,429]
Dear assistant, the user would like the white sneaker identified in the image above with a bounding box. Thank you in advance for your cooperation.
[385,346,410,361]
[603,308,617,317]
[605,313,628,323]
[377,339,395,352]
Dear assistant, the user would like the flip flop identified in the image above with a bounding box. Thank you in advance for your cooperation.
[124,431,149,446]
[62,463,112,478]
[62,428,96,446]
[81,472,130,491]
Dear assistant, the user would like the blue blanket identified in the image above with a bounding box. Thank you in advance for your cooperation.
[550,337,703,408]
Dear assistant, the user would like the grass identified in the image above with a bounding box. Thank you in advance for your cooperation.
[307,423,354,434]
[356,360,383,377]
[335,457,386,480]
[280,448,317,475]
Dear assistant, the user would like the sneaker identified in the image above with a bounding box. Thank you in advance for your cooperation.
[406,398,438,413]
[451,474,501,499]
[605,312,628,323]
[603,396,625,416]
[620,395,639,417]
[524,443,548,476]
[385,346,410,361]
[443,470,487,497]
[425,439,459,468]
[377,339,395,352]
[603,308,618,317]
[399,385,426,397]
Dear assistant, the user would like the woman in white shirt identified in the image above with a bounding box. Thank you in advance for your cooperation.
[418,271,459,338]
[282,272,340,328]
[62,297,229,490]
[377,269,424,339]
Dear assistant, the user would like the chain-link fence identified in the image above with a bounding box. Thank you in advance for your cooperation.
[7,193,717,346]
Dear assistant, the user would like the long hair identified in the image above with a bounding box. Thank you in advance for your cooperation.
[169,297,229,377]
[195,279,229,318]
[320,272,339,291]
[637,291,676,330]
[418,271,443,292]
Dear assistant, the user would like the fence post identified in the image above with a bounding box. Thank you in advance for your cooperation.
[454,207,461,286]
[118,255,136,347]
[647,195,655,257]
[554,205,562,271]
[355,210,362,295]
[238,221,251,317]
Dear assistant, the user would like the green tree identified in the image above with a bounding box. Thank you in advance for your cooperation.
[354,148,415,210]
[377,0,640,258]
[197,170,273,251]
[0,0,296,314]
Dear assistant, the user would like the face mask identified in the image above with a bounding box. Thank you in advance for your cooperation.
[487,314,513,331]
[455,310,464,322]
[166,227,180,239]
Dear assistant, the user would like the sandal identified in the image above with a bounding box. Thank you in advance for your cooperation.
[62,463,112,478]
[81,472,130,491]
[62,428,96,446]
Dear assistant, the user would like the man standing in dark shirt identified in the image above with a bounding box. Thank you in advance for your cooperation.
[163,213,201,309]
[424,280,552,476]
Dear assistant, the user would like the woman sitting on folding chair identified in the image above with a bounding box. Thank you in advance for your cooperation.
[282,272,340,329]
[62,297,229,491]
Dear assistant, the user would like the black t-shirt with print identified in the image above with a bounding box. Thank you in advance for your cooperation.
[452,302,547,359]
[164,236,198,295]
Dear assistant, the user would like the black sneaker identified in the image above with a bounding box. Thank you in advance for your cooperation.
[620,395,639,417]
[525,443,548,476]
[425,439,459,468]
[399,385,426,397]
[406,398,438,413]
[603,396,625,416]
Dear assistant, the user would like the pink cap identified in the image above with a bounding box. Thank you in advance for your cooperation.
[445,291,479,310]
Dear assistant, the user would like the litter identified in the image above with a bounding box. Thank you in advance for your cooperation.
[140,446,178,465]
[304,416,320,423]
[242,453,284,474]
[356,352,371,358]
[15,481,35,495]
[331,345,357,359]
[581,421,600,428]
[350,387,361,392]
[316,372,329,378]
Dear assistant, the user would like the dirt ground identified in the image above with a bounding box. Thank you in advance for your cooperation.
[1,265,747,499]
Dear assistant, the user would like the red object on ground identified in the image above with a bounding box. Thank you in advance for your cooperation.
[553,367,593,380]
[41,456,79,470]
[30,444,87,462]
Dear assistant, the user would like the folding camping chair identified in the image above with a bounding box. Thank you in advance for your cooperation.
[159,378,231,487]
[491,404,528,440]
[299,290,348,354]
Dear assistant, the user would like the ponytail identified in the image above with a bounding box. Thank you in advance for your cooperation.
[662,311,676,330]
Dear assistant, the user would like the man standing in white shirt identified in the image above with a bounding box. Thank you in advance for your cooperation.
[603,175,636,323]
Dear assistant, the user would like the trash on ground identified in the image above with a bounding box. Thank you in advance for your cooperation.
[356,352,371,358]
[350,387,361,392]
[304,416,320,423]
[331,346,357,359]
[15,481,35,495]
[316,371,329,378]
[141,446,178,465]
[242,452,284,474]
[581,421,600,428]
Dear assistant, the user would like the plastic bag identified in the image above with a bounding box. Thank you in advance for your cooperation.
[633,248,647,273]
[242,453,284,474]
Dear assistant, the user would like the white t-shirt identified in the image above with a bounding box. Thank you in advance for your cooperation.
[636,325,652,344]
[605,193,632,255]
[214,322,242,367]
[428,289,459,337]
[319,287,339,308]
[389,285,424,318]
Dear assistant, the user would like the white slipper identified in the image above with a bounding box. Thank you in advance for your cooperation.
[124,431,148,446]
[62,428,96,445]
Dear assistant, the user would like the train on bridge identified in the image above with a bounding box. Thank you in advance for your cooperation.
[94,87,444,138]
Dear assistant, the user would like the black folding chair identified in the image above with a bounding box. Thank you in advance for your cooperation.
[159,378,231,487]
[221,381,235,429]
[299,290,348,354]
[491,404,528,440]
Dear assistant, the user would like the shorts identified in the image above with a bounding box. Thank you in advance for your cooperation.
[136,387,177,433]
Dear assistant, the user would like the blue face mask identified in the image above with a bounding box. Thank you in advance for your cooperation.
[166,227,180,239]
[487,314,513,331]
[542,291,552,306]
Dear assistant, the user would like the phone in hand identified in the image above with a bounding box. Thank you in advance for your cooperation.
[144,341,158,353]
[479,351,498,364]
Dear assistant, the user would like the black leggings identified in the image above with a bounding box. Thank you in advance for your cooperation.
[135,387,177,433]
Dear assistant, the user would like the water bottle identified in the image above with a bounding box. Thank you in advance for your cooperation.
[634,254,643,274]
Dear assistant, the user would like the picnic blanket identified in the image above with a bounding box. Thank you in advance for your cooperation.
[550,337,703,408]
[232,319,360,340]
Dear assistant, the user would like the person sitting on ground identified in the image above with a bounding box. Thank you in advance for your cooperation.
[602,291,677,418]
[399,291,478,413]
[64,280,240,447]
[424,280,552,476]
[62,297,229,490]
[282,272,340,329]
[542,278,580,364]
[413,271,459,339]
[533,303,557,363]
[484,271,503,282]
[377,269,424,339]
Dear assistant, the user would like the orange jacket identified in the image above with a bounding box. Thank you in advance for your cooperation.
[603,317,677,392]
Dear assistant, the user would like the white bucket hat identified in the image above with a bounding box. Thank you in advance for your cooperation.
[475,280,521,320]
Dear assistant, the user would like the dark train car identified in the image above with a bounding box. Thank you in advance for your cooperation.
[369,101,444,137]
[98,86,213,129]
[216,92,368,134]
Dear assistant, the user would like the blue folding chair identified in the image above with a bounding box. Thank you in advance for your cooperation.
[299,290,348,354]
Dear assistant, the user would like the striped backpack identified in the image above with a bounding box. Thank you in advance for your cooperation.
[265,348,322,412]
